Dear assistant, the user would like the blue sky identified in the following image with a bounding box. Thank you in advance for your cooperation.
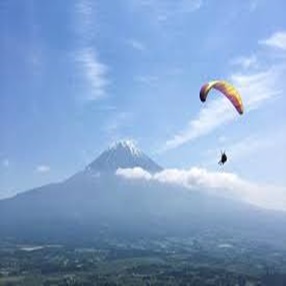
[1,0,286,200]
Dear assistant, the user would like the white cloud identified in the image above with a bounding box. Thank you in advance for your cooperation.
[260,31,286,50]
[116,167,286,211]
[36,165,51,173]
[161,32,286,152]
[116,167,152,180]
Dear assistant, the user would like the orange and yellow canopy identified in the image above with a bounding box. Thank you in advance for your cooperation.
[200,80,244,115]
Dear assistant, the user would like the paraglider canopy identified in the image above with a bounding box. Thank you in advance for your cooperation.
[200,80,244,115]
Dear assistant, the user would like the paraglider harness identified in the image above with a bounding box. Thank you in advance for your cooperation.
[218,151,227,165]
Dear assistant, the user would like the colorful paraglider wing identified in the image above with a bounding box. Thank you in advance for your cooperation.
[200,80,244,115]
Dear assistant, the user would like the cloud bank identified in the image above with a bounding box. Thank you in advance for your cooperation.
[116,167,286,212]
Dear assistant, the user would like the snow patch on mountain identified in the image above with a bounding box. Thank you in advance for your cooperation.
[108,140,142,157]
[85,140,162,173]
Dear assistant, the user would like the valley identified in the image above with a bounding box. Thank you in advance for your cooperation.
[1,235,286,285]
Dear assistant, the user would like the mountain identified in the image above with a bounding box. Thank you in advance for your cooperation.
[0,141,286,246]
[86,140,162,173]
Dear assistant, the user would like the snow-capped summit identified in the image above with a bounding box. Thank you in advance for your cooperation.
[108,140,142,157]
[86,140,162,173]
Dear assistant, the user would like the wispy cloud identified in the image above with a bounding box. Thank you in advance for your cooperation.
[231,68,283,112]
[134,75,158,86]
[171,0,203,13]
[260,31,286,50]
[161,31,286,152]
[74,0,96,43]
[231,55,258,69]
[75,48,108,101]
[162,98,237,151]
[36,165,51,173]
[135,0,203,22]
[116,167,286,211]
[139,0,203,11]
[73,0,109,101]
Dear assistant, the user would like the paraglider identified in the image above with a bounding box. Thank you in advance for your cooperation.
[218,151,227,165]
[199,80,244,166]
[199,80,244,115]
